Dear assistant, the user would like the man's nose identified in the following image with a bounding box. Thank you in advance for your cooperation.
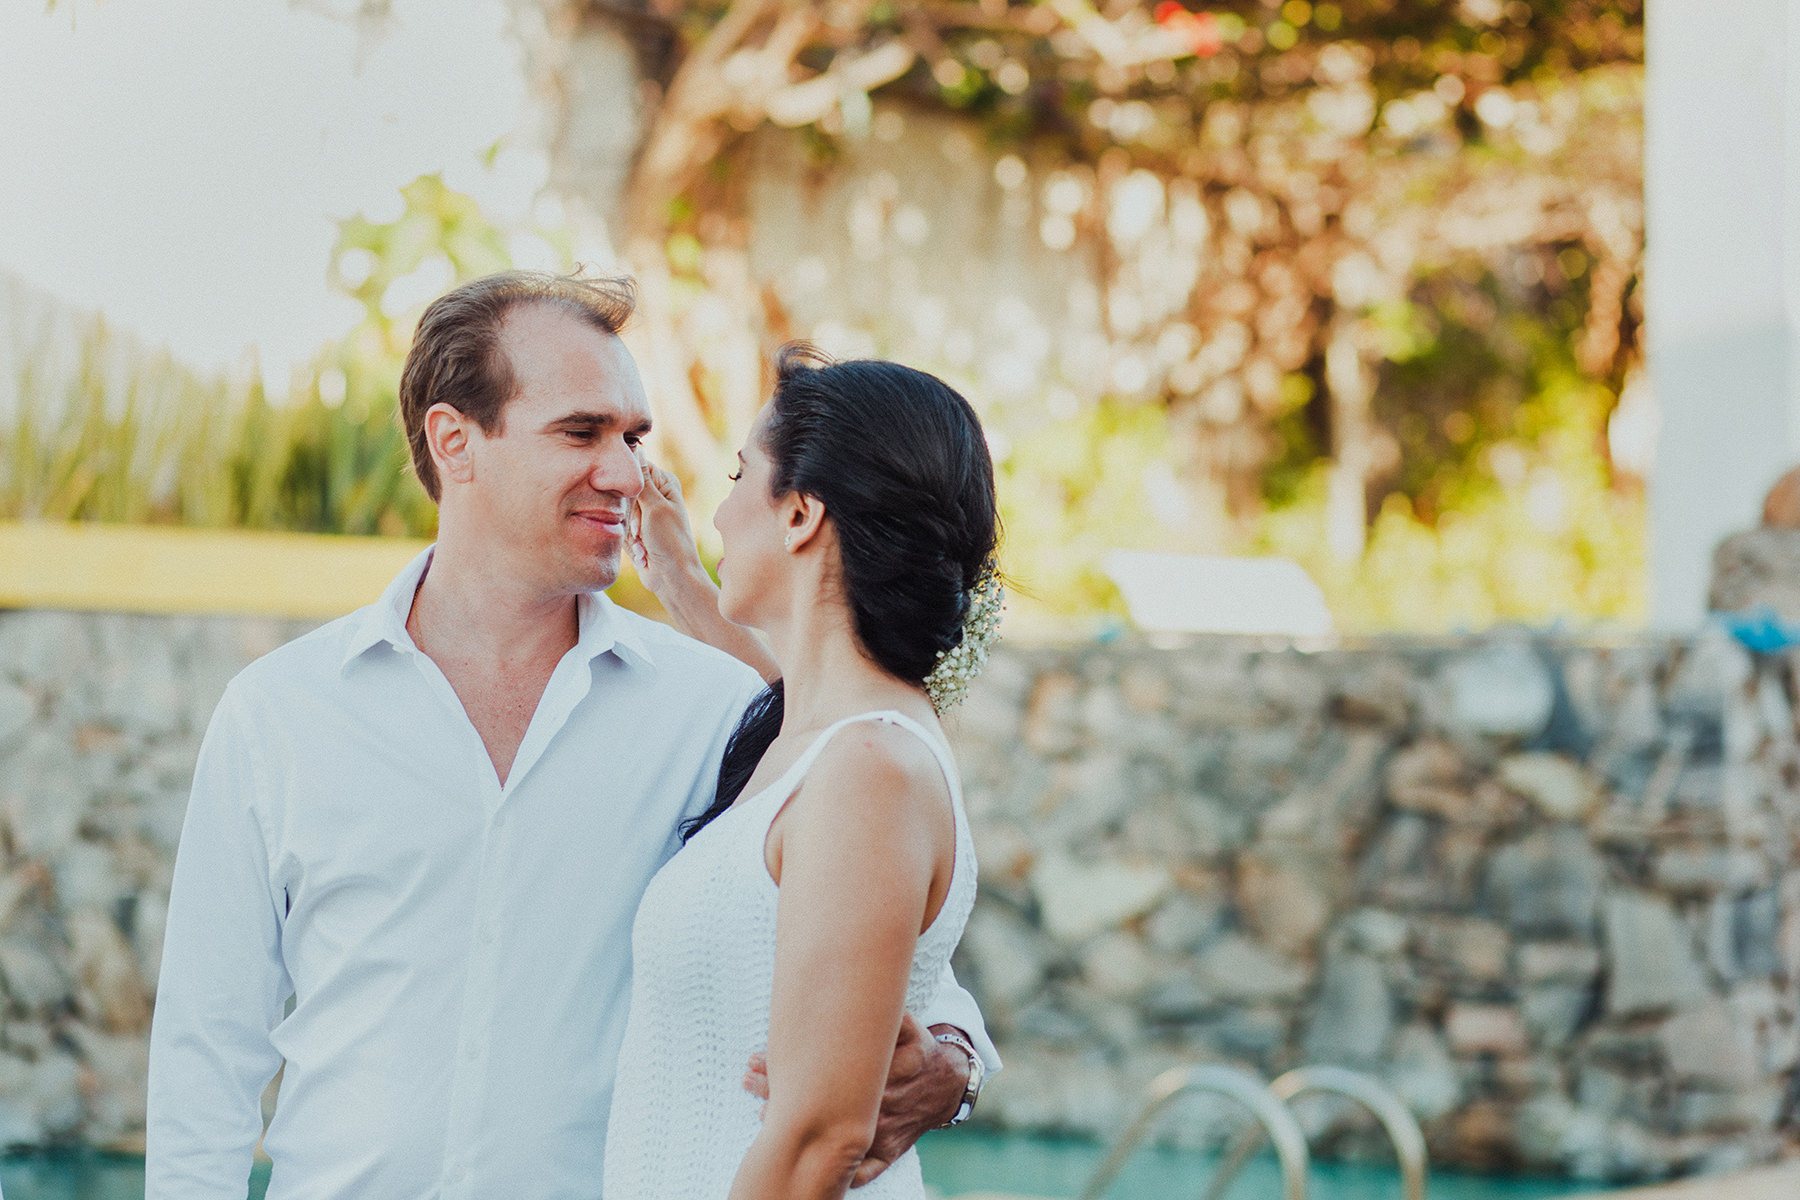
[591,439,646,498]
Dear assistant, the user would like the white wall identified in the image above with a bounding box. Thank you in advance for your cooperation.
[1647,0,1800,627]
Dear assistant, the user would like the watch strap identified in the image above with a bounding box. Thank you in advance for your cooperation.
[934,1030,983,1127]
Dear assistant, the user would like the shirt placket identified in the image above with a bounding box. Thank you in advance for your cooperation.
[434,649,594,1198]
[438,774,510,1198]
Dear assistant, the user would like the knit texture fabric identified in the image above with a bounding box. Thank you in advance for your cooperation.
[603,710,978,1199]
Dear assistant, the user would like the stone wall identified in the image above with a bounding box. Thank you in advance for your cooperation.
[949,630,1800,1181]
[0,609,1796,1181]
[0,611,315,1149]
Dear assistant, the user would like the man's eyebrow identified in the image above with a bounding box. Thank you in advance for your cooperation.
[543,411,654,435]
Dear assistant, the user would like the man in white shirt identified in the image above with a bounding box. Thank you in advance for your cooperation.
[145,272,994,1199]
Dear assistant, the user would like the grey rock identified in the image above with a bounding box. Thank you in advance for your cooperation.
[0,681,34,749]
[1079,931,1155,1001]
[1235,848,1334,955]
[0,936,72,1011]
[1445,1002,1529,1056]
[1708,527,1800,619]
[1201,1006,1290,1060]
[1659,1002,1759,1088]
[1575,1064,1630,1118]
[1043,752,1141,841]
[1194,934,1312,1002]
[959,905,1051,1009]
[1115,662,1172,713]
[1671,1085,1784,1134]
[1330,659,1415,726]
[1386,1023,1461,1120]
[1603,892,1710,1017]
[1303,952,1392,1063]
[1522,984,1593,1043]
[1438,638,1555,740]
[1029,853,1170,943]
[67,909,150,1034]
[1251,653,1328,716]
[1654,846,1769,897]
[1416,917,1510,981]
[1498,752,1601,820]
[0,1048,83,1141]
[1486,826,1606,937]
[0,730,88,861]
[1728,887,1783,978]
[1517,941,1602,982]
[1142,891,1225,956]
[1021,671,1083,754]
[54,842,129,915]
[1385,738,1474,819]
[1665,627,1752,721]
[1339,908,1410,958]
[63,1023,149,1143]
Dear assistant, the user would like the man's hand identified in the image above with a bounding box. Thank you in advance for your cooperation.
[741,1014,972,1187]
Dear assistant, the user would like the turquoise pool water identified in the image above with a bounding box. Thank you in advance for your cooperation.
[917,1130,1604,1197]
[0,1136,1608,1198]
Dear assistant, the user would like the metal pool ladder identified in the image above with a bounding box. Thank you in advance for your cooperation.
[1078,1063,1429,1200]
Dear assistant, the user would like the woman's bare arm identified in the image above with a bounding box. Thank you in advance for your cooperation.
[629,461,781,682]
[727,727,954,1200]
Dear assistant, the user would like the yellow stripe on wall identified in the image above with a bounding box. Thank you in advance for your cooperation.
[0,522,432,619]
[0,522,668,621]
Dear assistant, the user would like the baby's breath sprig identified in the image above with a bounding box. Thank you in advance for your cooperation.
[925,561,1004,713]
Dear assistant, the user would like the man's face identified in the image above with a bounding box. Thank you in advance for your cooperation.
[462,303,651,596]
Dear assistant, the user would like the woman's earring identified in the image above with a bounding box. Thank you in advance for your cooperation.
[784,532,795,551]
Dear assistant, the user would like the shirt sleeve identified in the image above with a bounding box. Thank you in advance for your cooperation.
[919,960,1002,1075]
[146,682,292,1199]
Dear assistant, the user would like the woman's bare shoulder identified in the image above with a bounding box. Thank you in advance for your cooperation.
[791,717,953,827]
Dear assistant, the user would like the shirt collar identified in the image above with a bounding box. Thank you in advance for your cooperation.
[340,545,656,673]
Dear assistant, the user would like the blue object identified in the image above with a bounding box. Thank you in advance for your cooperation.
[1717,607,1800,654]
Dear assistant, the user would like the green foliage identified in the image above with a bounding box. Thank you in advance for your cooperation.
[1258,354,1644,632]
[994,401,1185,617]
[1,175,563,539]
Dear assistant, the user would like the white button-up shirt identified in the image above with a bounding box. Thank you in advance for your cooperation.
[146,549,996,1200]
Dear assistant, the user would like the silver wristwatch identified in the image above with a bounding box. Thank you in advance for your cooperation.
[934,1030,984,1127]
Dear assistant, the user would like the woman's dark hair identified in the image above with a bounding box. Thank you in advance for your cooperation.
[681,345,999,841]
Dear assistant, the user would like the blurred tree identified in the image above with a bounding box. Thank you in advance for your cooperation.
[503,0,1643,626]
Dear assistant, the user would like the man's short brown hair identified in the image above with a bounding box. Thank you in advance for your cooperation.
[398,270,637,501]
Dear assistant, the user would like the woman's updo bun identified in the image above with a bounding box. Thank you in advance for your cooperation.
[761,345,998,684]
[685,345,1000,839]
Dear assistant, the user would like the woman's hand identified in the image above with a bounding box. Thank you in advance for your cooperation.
[628,460,707,599]
[629,459,781,683]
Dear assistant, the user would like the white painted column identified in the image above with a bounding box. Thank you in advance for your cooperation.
[1646,0,1800,628]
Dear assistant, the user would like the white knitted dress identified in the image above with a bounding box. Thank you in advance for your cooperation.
[603,710,977,1200]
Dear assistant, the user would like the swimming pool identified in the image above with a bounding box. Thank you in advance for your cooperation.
[917,1130,1602,1197]
[0,1136,1608,1198]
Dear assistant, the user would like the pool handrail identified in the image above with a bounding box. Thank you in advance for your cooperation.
[1077,1064,1309,1200]
[1200,1064,1429,1200]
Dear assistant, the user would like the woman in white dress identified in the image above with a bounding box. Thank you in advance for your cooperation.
[603,346,1001,1200]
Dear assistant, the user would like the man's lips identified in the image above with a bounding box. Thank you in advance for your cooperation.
[572,510,627,531]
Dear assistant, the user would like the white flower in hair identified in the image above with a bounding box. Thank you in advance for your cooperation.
[925,562,1004,713]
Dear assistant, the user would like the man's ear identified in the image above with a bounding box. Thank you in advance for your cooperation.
[784,493,828,553]
[424,403,476,489]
